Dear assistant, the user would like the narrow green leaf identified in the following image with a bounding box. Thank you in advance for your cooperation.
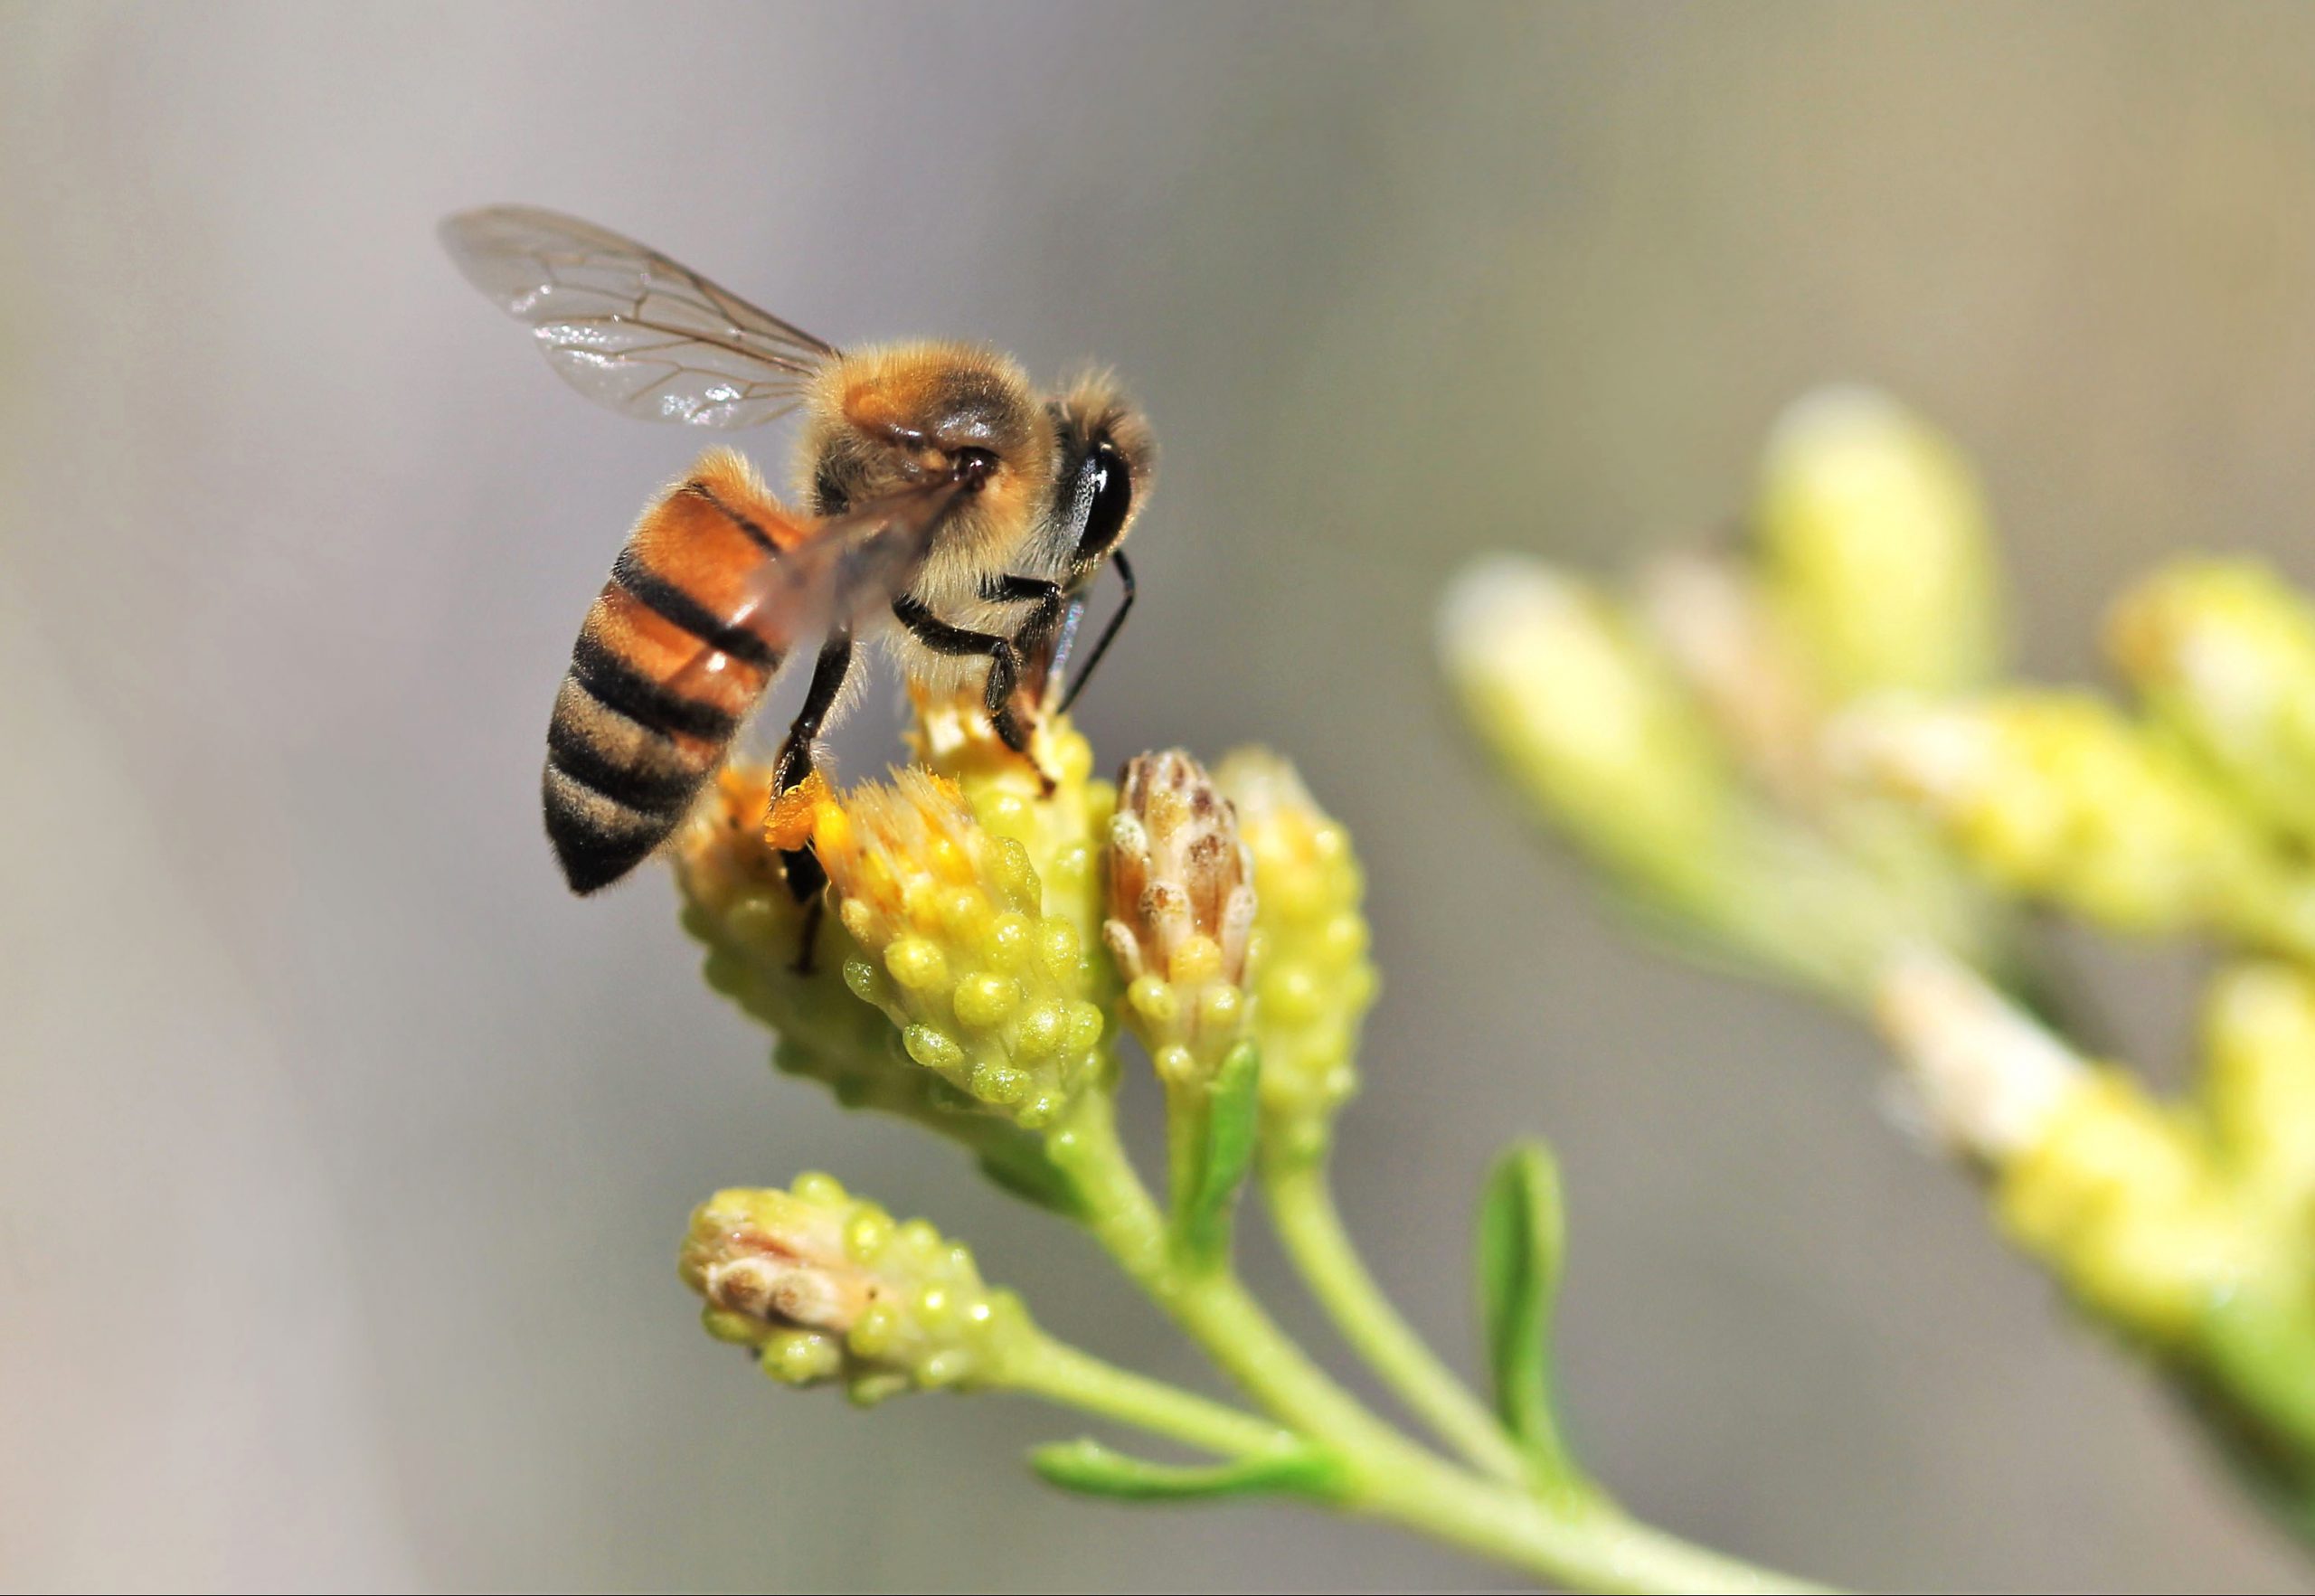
[1174,1040,1263,1270]
[1475,1139,1566,1460]
[1030,1437,1348,1503]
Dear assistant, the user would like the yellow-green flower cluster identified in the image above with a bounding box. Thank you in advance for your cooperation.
[906,682,1116,968]
[1874,951,2315,1351]
[1103,751,1256,1087]
[1997,1075,2260,1346]
[682,1176,1035,1403]
[1440,384,2315,1516]
[1214,751,1375,1164]
[678,767,952,1114]
[1435,388,2022,1006]
[811,766,1108,1129]
[1440,551,1988,999]
[1833,691,2288,941]
[2108,558,2315,849]
[676,766,1063,1178]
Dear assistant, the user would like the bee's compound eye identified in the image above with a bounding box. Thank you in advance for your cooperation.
[953,448,998,492]
[1072,441,1133,562]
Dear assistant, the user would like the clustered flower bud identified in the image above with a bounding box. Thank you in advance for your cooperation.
[1995,1074,2255,1347]
[1639,552,1827,807]
[1871,950,2252,1346]
[2106,558,2315,850]
[677,766,926,1098]
[1753,385,2003,701]
[905,680,1114,956]
[812,768,1108,1128]
[2201,962,2315,1214]
[1831,692,2277,937]
[1439,556,1741,881]
[1103,751,1257,1085]
[675,765,1077,1207]
[682,1176,1035,1403]
[1214,750,1375,1162]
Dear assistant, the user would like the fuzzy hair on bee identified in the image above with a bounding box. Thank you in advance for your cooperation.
[440,205,1156,897]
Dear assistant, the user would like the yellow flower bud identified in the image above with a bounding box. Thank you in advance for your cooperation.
[1834,693,2272,936]
[1214,750,1375,1162]
[674,766,1069,1202]
[2201,962,2315,1210]
[1995,1077,2253,1347]
[2107,558,2315,848]
[1754,386,2003,700]
[1103,751,1256,1082]
[1872,952,2254,1346]
[812,769,1109,1128]
[681,1178,1035,1402]
[1439,557,1740,882]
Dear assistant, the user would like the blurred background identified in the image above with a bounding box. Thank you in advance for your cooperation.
[6,3,2315,1589]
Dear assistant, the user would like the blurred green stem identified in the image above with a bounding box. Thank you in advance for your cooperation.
[1007,1334,1295,1459]
[1261,1149,1542,1488]
[1047,1091,1829,1593]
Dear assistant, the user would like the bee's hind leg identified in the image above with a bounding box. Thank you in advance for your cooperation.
[770,627,856,973]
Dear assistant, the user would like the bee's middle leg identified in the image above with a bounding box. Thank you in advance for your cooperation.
[771,627,855,968]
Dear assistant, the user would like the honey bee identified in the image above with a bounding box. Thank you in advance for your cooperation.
[440,206,1152,896]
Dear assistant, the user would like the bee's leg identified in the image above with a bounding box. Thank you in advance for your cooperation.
[770,627,855,971]
[979,573,1068,706]
[891,596,1049,789]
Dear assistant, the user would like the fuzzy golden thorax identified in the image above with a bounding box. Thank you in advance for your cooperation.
[799,342,1056,579]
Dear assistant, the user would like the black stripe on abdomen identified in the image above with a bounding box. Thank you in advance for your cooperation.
[545,703,702,815]
[542,763,679,894]
[543,663,730,895]
[685,479,781,553]
[569,629,740,742]
[609,545,780,669]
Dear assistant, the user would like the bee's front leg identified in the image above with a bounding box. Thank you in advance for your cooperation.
[981,572,1070,706]
[891,596,1054,794]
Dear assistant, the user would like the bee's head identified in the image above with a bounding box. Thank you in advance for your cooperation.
[803,344,1054,554]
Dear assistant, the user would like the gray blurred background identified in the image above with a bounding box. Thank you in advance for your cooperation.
[5,3,2315,1589]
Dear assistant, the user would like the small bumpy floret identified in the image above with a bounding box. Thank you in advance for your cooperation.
[682,1176,1035,1403]
[812,768,1109,1128]
[1214,750,1376,1161]
[1104,751,1257,1086]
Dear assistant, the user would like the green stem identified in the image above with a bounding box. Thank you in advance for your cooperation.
[1261,1149,1539,1487]
[1047,1091,1830,1593]
[1007,1333,1295,1459]
[2196,1286,2315,1470]
[1164,1080,1203,1235]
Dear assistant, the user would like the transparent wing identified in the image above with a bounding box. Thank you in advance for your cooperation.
[440,205,841,429]
[663,477,968,702]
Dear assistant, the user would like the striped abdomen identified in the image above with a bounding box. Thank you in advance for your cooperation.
[543,449,799,893]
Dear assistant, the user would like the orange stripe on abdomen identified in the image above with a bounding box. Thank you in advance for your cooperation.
[586,583,770,721]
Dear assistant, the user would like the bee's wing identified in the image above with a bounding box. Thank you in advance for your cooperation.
[440,205,840,429]
[661,474,967,703]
